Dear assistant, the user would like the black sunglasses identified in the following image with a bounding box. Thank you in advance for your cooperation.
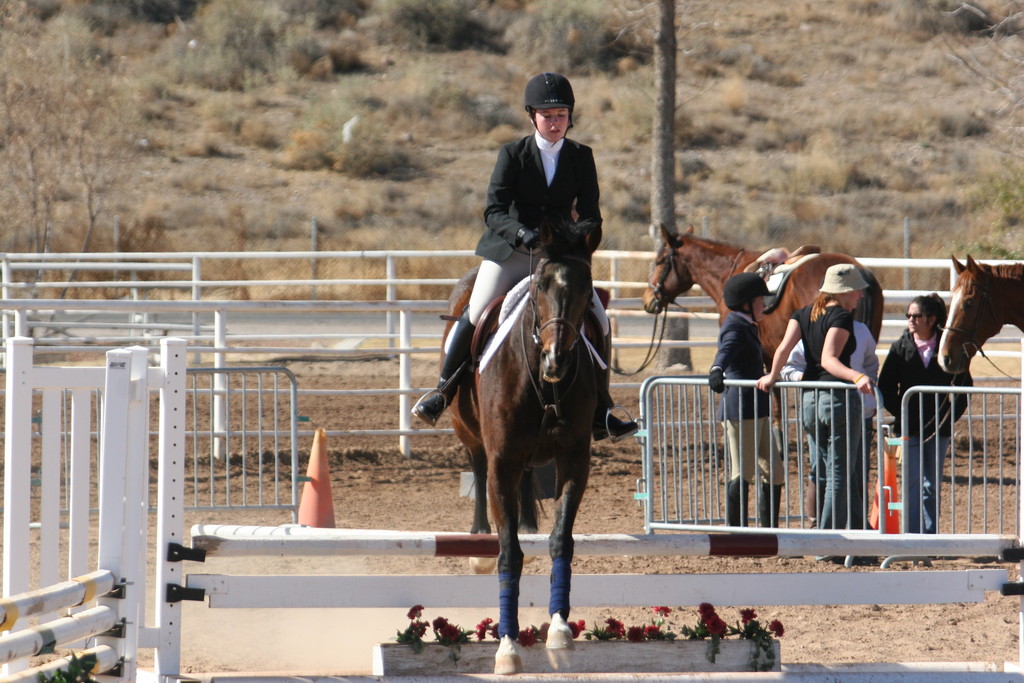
[905,313,928,320]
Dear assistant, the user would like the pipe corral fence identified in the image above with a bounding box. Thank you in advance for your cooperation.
[1,250,1022,459]
[2,338,1024,681]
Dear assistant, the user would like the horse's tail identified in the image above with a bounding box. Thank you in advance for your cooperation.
[855,267,883,341]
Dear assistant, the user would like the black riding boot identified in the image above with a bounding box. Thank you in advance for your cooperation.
[412,312,475,426]
[759,482,783,528]
[593,333,638,442]
[726,478,749,527]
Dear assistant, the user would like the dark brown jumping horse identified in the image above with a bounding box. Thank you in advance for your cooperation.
[445,217,600,674]
[642,225,884,362]
[939,255,1024,374]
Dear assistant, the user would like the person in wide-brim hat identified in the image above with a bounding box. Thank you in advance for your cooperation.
[756,261,874,534]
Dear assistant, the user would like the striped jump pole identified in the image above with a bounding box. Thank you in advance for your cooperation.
[190,524,1018,560]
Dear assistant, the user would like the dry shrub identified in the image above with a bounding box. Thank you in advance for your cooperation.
[891,0,994,36]
[504,0,620,74]
[178,0,287,91]
[279,0,370,29]
[239,117,281,149]
[168,163,226,192]
[373,0,500,51]
[718,76,748,114]
[280,128,333,170]
[182,129,232,158]
[332,122,415,178]
[937,108,989,138]
[789,131,849,194]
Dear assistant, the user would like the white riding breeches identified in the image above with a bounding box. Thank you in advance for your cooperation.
[467,250,609,337]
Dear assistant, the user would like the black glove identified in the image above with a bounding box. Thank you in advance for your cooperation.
[708,366,725,394]
[517,227,540,250]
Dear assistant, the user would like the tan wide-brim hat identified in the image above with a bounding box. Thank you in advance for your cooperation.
[819,263,868,294]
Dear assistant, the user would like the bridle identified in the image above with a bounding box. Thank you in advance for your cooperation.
[943,276,994,362]
[522,253,589,417]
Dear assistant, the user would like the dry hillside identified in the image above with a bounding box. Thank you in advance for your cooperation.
[2,0,1023,291]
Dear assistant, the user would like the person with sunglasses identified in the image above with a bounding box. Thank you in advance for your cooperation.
[877,293,972,533]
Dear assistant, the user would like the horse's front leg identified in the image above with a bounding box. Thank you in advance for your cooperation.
[546,450,589,651]
[491,459,525,675]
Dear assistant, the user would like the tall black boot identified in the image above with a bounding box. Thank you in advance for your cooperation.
[759,483,783,528]
[726,478,749,527]
[593,333,638,442]
[412,311,475,426]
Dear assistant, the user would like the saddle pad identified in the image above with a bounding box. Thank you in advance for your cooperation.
[478,276,605,373]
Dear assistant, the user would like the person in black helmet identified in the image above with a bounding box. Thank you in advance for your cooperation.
[709,272,784,527]
[412,72,637,442]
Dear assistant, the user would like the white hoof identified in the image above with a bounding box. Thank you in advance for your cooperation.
[494,635,523,675]
[469,556,496,574]
[546,613,575,650]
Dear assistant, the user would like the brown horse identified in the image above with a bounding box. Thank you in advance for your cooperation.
[642,225,884,362]
[939,255,1024,374]
[445,216,600,674]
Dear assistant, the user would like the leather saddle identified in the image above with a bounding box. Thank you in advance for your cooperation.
[743,245,822,315]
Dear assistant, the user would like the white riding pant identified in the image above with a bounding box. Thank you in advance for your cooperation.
[467,249,609,336]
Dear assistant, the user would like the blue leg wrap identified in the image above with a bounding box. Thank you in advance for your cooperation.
[498,572,520,638]
[549,556,572,618]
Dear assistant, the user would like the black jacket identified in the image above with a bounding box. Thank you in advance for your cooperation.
[711,312,770,420]
[878,330,972,437]
[478,135,601,262]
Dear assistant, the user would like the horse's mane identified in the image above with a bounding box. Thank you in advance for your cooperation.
[982,262,1024,281]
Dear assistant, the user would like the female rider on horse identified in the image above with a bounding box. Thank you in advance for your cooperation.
[412,72,637,442]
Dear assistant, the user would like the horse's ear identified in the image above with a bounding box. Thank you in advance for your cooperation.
[538,218,554,245]
[952,256,965,274]
[966,254,980,271]
[585,222,601,255]
[685,225,695,234]
[657,222,682,248]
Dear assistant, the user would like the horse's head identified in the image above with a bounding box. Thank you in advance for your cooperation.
[939,255,995,374]
[642,223,696,314]
[532,217,599,383]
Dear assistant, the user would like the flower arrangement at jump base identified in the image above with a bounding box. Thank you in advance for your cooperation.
[394,603,784,672]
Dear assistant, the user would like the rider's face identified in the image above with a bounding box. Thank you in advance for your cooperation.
[532,108,569,144]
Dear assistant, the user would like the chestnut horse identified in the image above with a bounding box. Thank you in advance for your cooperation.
[642,225,884,363]
[939,255,1024,374]
[445,217,600,674]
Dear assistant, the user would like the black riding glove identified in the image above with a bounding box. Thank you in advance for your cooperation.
[517,227,540,250]
[709,366,726,394]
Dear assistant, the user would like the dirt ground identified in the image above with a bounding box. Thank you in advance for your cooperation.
[157,352,1024,677]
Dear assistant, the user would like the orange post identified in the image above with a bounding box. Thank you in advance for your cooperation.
[297,428,336,528]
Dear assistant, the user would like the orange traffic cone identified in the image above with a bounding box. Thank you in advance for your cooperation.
[870,438,901,534]
[298,428,336,528]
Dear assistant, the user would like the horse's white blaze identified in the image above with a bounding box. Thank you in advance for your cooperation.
[546,612,575,650]
[494,634,523,675]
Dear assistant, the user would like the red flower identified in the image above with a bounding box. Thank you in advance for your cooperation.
[653,606,671,617]
[407,605,424,620]
[705,614,728,637]
[740,608,757,624]
[604,617,626,639]
[769,619,785,637]
[698,602,716,618]
[475,617,494,641]
[568,620,585,638]
[626,626,645,642]
[518,628,537,647]
[644,625,662,639]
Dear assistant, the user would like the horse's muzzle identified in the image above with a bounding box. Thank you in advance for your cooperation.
[541,350,570,383]
[641,291,663,315]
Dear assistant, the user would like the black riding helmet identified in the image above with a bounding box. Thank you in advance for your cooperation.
[723,272,770,312]
[524,72,575,127]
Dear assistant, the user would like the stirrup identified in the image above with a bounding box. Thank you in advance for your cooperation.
[593,406,638,443]
[412,390,450,427]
